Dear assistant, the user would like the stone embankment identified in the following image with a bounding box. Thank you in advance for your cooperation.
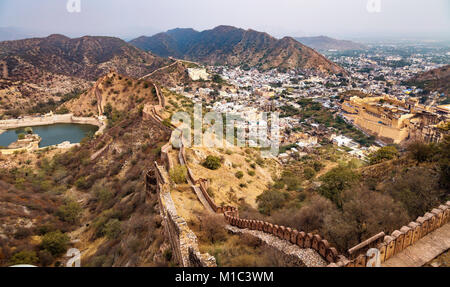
[0,114,106,135]
[0,114,107,154]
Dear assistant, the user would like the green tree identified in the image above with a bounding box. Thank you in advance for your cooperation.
[169,165,187,184]
[319,166,360,208]
[57,200,82,224]
[9,250,38,266]
[40,231,70,256]
[256,189,288,215]
[303,167,316,180]
[235,171,244,179]
[368,146,399,165]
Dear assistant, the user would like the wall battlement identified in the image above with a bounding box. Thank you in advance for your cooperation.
[177,137,340,264]
[334,202,450,267]
[143,86,216,267]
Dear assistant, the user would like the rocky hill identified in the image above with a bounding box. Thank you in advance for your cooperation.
[0,34,170,82]
[141,61,192,87]
[295,36,366,51]
[63,71,159,117]
[0,34,170,116]
[130,26,346,75]
[408,65,450,95]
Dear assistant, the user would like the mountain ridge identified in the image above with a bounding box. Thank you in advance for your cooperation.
[408,65,450,95]
[0,34,170,81]
[0,34,170,115]
[130,26,347,75]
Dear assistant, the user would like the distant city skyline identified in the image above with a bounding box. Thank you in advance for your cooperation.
[0,0,449,41]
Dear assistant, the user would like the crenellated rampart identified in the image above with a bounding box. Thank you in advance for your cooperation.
[143,85,216,267]
[176,138,340,264]
[333,202,450,267]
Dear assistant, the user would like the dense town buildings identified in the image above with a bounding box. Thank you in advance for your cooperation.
[171,43,449,161]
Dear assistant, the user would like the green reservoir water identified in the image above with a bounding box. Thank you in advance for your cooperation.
[0,123,98,148]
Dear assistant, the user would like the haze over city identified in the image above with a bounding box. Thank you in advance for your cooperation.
[0,0,449,40]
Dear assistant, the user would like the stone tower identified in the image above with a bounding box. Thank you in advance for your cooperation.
[0,61,8,79]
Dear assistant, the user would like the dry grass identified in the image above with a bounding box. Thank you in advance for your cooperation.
[185,146,279,208]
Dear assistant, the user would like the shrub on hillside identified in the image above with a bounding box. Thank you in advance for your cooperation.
[323,188,409,251]
[74,176,90,190]
[303,167,316,180]
[255,157,265,167]
[256,189,289,215]
[368,146,399,165]
[56,200,82,224]
[40,231,69,256]
[169,165,187,184]
[235,171,244,179]
[319,166,360,208]
[202,155,221,170]
[271,195,336,233]
[9,250,38,266]
[311,161,325,172]
[104,219,122,240]
[385,167,444,218]
[276,171,302,191]
[408,141,438,163]
[199,213,227,244]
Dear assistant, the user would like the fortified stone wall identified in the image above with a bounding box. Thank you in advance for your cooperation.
[354,116,409,143]
[143,85,216,267]
[0,61,8,78]
[334,202,450,267]
[150,164,215,267]
[177,140,341,264]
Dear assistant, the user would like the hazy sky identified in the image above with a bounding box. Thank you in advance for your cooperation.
[0,0,449,40]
